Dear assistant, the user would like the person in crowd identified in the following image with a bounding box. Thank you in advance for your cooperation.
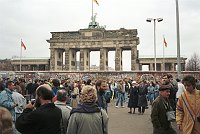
[55,89,71,134]
[15,84,62,134]
[70,82,79,108]
[113,80,118,99]
[52,79,60,96]
[128,81,139,114]
[151,84,177,134]
[176,75,200,134]
[154,81,160,99]
[14,82,22,95]
[19,78,26,96]
[26,79,33,96]
[0,106,13,134]
[86,79,92,85]
[147,81,155,105]
[31,79,40,99]
[169,74,178,90]
[115,80,125,108]
[161,74,177,111]
[104,85,112,104]
[110,80,116,100]
[67,85,109,134]
[124,78,131,103]
[12,89,26,120]
[80,80,86,88]
[0,81,18,122]
[0,80,5,92]
[96,80,108,111]
[195,79,200,90]
[137,80,148,115]
[176,78,185,101]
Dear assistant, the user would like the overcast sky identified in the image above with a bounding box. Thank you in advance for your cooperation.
[0,0,199,70]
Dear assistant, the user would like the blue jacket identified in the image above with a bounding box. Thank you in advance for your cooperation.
[0,88,15,121]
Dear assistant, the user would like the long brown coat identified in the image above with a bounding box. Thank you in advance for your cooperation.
[176,89,200,134]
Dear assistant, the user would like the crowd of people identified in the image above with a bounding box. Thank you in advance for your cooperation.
[0,74,200,134]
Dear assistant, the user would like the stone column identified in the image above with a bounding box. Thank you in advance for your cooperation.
[115,47,122,71]
[13,66,17,71]
[171,63,175,71]
[50,48,55,71]
[65,48,70,71]
[21,65,24,71]
[28,65,31,71]
[100,48,108,71]
[131,46,137,71]
[44,65,46,71]
[55,49,63,71]
[150,63,154,71]
[161,62,165,71]
[139,64,142,70]
[69,49,77,71]
[80,49,90,71]
[37,65,39,71]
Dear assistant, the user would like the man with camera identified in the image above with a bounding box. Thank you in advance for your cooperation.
[176,75,200,134]
[151,84,176,134]
[15,84,62,134]
[0,81,18,122]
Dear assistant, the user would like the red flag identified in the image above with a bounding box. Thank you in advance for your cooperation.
[21,41,26,50]
[164,37,167,47]
[93,0,99,5]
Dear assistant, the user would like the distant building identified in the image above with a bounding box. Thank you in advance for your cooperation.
[10,57,50,71]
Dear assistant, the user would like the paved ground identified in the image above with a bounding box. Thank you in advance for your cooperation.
[108,101,153,134]
[108,101,181,134]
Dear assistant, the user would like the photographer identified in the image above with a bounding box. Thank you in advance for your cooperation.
[0,81,17,122]
[15,84,62,134]
[176,75,200,134]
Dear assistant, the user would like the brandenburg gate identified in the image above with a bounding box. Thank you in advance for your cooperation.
[47,28,140,71]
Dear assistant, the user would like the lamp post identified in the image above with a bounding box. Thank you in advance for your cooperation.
[175,0,181,79]
[146,18,163,71]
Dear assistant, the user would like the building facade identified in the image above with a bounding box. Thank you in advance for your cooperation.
[10,58,50,71]
[47,28,140,71]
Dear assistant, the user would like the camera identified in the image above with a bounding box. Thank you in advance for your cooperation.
[31,99,36,105]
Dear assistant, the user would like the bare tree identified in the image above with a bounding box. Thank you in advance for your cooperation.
[186,53,200,71]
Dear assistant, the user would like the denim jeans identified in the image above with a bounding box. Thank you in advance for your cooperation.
[116,92,124,106]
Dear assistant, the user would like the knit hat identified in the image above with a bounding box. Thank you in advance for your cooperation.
[80,85,97,103]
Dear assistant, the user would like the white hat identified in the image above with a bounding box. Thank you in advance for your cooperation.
[132,81,136,84]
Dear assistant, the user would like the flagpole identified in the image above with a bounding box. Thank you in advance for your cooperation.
[20,39,22,72]
[163,35,165,71]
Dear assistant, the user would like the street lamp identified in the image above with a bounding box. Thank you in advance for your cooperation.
[146,18,163,71]
[175,0,181,79]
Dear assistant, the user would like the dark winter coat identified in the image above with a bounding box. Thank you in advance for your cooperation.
[151,96,176,134]
[128,86,139,108]
[16,103,62,134]
[138,84,148,107]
